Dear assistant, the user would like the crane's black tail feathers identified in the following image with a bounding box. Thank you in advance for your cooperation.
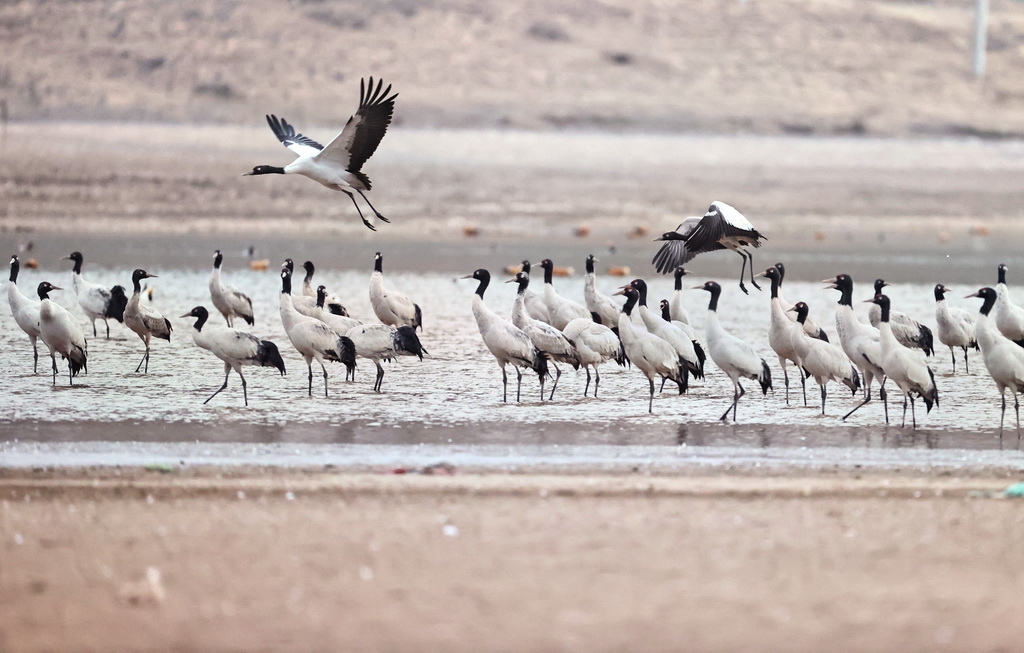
[690,340,706,379]
[328,303,349,317]
[395,325,425,361]
[533,349,550,380]
[758,359,773,395]
[258,340,287,375]
[923,366,938,412]
[105,285,128,323]
[918,324,935,357]
[66,344,87,377]
[815,328,830,343]
[413,304,423,332]
[242,313,255,326]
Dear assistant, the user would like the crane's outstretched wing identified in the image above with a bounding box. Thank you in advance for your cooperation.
[266,115,324,158]
[652,238,726,274]
[317,77,398,173]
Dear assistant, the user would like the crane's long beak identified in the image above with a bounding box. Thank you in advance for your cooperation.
[612,288,627,296]
[460,274,474,280]
[691,284,705,290]
[965,291,981,298]
[504,277,518,284]
[241,171,254,176]
[179,313,193,318]
[50,285,63,291]
[147,274,159,279]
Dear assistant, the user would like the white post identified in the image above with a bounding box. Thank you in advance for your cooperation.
[972,0,990,78]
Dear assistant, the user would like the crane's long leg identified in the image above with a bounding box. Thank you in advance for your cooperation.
[238,370,248,406]
[780,359,790,405]
[820,384,827,415]
[104,318,110,340]
[910,395,918,429]
[737,251,750,295]
[583,366,592,397]
[648,377,655,413]
[901,395,908,428]
[342,190,377,231]
[963,347,970,375]
[68,360,74,386]
[356,189,390,223]
[31,337,38,374]
[516,367,523,403]
[501,365,508,403]
[548,361,561,401]
[1015,392,1021,443]
[800,368,808,407]
[733,382,746,421]
[50,355,57,386]
[594,367,601,398]
[307,363,314,396]
[135,350,148,373]
[721,380,744,421]
[880,378,889,424]
[320,363,329,397]
[843,385,872,421]
[373,361,385,393]
[205,364,232,405]
[746,251,762,291]
[91,320,97,338]
[950,348,956,374]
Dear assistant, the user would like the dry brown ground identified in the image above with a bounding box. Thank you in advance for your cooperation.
[2,0,1024,137]
[2,470,1024,652]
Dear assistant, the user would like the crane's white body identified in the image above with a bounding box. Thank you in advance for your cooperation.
[637,302,700,374]
[994,282,1024,342]
[469,289,545,402]
[584,271,622,328]
[39,296,87,385]
[370,268,419,329]
[789,318,859,414]
[935,295,976,373]
[209,265,254,328]
[975,305,1024,435]
[8,273,41,372]
[876,312,936,428]
[767,295,803,404]
[562,317,621,397]
[124,280,171,373]
[868,303,930,350]
[279,288,353,396]
[70,267,110,338]
[543,279,589,331]
[617,306,682,413]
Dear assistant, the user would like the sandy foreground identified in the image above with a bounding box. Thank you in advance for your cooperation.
[2,467,1024,652]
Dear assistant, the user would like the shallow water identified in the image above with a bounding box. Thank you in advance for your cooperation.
[2,251,1019,467]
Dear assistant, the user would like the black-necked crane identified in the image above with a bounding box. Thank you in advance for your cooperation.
[994,263,1024,346]
[509,271,580,399]
[867,279,934,356]
[867,294,938,429]
[124,269,172,374]
[823,274,888,422]
[967,287,1024,439]
[627,278,704,390]
[8,255,41,373]
[519,260,550,322]
[281,259,342,319]
[653,202,767,294]
[788,302,860,415]
[344,323,425,392]
[462,269,549,403]
[562,313,626,397]
[180,306,286,406]
[279,267,357,397]
[934,284,978,374]
[244,77,398,231]
[615,286,686,413]
[758,266,805,406]
[209,250,254,328]
[37,281,88,385]
[695,280,772,421]
[538,258,589,330]
[668,266,691,325]
[773,262,828,342]
[369,252,422,331]
[658,300,703,349]
[62,251,113,338]
[301,260,349,316]
[583,254,621,328]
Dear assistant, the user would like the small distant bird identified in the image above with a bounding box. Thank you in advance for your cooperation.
[933,283,977,374]
[279,267,357,397]
[538,259,589,330]
[209,250,254,328]
[696,280,772,421]
[967,287,1024,438]
[509,271,580,399]
[37,281,88,385]
[180,306,286,406]
[244,77,398,231]
[463,269,549,403]
[105,285,129,325]
[788,302,861,415]
[994,263,1024,346]
[867,294,938,429]
[369,252,422,331]
[653,202,767,294]
[124,269,172,374]
[301,260,349,316]
[7,255,41,373]
[867,279,934,356]
[63,251,113,338]
[345,323,425,392]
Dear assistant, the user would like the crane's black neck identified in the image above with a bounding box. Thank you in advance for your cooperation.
[521,261,531,274]
[585,256,595,275]
[794,304,809,324]
[621,292,638,316]
[213,252,223,269]
[37,283,53,300]
[769,273,780,299]
[474,271,490,298]
[374,255,382,273]
[131,271,146,294]
[875,297,890,323]
[661,302,671,321]
[71,256,83,275]
[979,291,997,316]
[316,286,326,309]
[515,275,530,295]
[281,272,292,295]
[303,261,315,282]
[934,285,946,302]
[775,263,786,285]
[253,165,285,175]
[632,280,648,306]
[998,265,1007,285]
[836,278,854,307]
[542,263,553,285]
[705,287,721,312]
[673,268,684,291]
[9,257,18,283]
[192,308,209,332]
[590,311,603,325]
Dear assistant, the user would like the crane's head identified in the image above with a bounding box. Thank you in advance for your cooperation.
[242,165,285,176]
[36,281,61,300]
[873,279,889,293]
[654,231,685,242]
[694,280,721,294]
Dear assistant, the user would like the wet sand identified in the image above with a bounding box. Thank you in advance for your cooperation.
[3,467,1024,652]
